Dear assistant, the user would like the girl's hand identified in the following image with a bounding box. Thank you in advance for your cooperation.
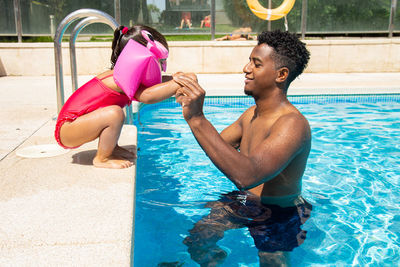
[172,71,184,80]
[184,72,198,82]
[173,72,198,84]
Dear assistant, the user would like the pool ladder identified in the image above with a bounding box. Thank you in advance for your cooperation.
[53,8,136,123]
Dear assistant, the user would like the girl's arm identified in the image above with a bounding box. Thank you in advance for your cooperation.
[134,73,197,104]
[134,79,179,104]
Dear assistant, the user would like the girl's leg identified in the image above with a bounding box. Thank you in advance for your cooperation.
[113,145,137,161]
[59,105,133,169]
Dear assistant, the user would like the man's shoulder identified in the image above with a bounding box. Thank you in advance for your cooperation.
[243,105,256,115]
[245,105,256,111]
[236,105,256,121]
[279,110,309,125]
[274,111,311,137]
[281,110,307,121]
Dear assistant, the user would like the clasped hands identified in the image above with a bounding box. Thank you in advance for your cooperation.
[173,72,205,122]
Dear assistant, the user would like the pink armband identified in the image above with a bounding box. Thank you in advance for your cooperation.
[113,31,169,101]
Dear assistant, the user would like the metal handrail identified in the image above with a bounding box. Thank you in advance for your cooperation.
[54,8,119,113]
[69,16,119,91]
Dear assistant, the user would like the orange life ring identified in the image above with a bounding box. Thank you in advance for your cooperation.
[246,0,296,21]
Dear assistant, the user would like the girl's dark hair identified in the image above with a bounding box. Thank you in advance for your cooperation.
[110,24,168,69]
[257,30,310,87]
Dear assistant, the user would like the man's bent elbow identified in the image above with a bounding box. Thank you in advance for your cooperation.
[237,182,260,191]
[231,175,260,191]
[231,171,276,191]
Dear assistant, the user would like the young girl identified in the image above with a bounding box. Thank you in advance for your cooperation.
[55,25,184,169]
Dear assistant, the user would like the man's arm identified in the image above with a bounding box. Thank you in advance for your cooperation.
[174,76,309,190]
[219,111,246,149]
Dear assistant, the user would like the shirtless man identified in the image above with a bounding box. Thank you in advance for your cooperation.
[174,30,312,266]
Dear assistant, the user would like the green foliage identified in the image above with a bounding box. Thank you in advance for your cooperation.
[165,35,223,41]
[89,36,113,42]
[89,34,221,42]
[222,0,300,32]
[148,4,161,13]
[0,36,64,42]
[22,36,54,42]
[0,34,223,43]
[306,0,391,32]
[222,0,393,33]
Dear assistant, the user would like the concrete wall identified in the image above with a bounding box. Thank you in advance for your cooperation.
[0,38,399,76]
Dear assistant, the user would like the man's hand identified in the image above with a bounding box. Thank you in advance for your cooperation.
[172,71,184,80]
[173,75,205,122]
[173,72,198,82]
[184,72,198,82]
[172,72,198,82]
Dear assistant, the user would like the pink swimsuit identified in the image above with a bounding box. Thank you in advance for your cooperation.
[55,75,131,149]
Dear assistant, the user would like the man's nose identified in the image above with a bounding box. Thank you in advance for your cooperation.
[243,62,251,73]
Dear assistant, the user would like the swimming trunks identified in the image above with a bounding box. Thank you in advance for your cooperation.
[55,75,131,149]
[184,191,312,254]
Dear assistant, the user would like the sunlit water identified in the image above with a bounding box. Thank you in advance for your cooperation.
[133,96,400,266]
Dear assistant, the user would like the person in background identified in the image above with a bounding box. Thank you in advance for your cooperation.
[180,11,192,29]
[216,27,257,41]
[200,15,210,28]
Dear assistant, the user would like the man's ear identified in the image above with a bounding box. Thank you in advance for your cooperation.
[275,67,289,83]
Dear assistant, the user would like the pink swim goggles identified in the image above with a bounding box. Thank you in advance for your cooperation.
[141,30,169,72]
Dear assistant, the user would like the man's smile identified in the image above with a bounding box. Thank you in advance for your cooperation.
[244,76,253,84]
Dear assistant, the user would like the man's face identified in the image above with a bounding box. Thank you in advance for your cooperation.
[243,44,278,96]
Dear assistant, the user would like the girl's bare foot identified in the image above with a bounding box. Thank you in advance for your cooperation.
[113,145,137,160]
[93,155,133,169]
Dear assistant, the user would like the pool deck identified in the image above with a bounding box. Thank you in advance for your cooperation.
[0,73,399,266]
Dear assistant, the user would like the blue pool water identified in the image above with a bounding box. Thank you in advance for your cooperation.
[133,95,400,266]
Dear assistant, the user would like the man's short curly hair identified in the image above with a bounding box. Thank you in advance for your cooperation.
[257,30,310,87]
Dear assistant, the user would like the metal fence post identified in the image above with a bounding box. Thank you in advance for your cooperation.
[268,0,272,31]
[389,0,397,38]
[301,0,308,39]
[50,15,55,37]
[13,0,22,42]
[211,0,216,40]
[114,0,121,24]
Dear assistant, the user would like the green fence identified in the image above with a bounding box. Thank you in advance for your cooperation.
[1,0,399,40]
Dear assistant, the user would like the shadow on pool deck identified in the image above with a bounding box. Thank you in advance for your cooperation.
[0,73,399,265]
